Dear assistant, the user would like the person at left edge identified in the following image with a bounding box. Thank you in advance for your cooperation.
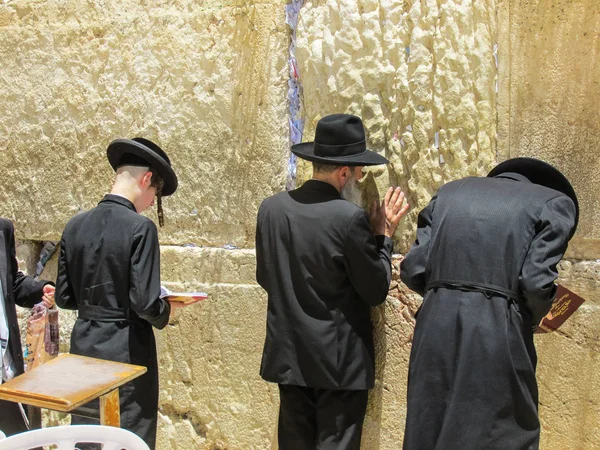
[0,218,55,436]
[55,138,179,449]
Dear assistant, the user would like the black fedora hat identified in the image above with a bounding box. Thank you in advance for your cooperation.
[291,114,389,166]
[488,157,579,237]
[107,137,178,196]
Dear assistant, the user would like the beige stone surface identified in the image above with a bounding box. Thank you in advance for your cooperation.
[14,244,600,449]
[17,245,422,449]
[4,0,600,449]
[0,0,290,248]
[156,247,278,448]
[536,260,600,450]
[497,0,600,259]
[296,0,498,252]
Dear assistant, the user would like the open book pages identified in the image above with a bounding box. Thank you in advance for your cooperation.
[160,286,208,305]
[535,284,585,333]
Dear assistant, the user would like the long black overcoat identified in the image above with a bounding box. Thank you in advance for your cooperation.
[56,195,170,449]
[0,218,48,435]
[400,173,576,450]
[256,180,394,390]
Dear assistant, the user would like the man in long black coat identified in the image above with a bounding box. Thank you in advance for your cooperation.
[0,218,55,435]
[256,114,409,450]
[400,158,578,450]
[56,138,178,449]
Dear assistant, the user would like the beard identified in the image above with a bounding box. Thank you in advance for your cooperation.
[340,175,363,206]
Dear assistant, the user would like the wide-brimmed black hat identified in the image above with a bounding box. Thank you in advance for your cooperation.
[488,157,579,237]
[107,137,178,196]
[291,114,389,166]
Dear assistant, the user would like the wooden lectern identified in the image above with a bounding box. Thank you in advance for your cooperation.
[0,353,146,427]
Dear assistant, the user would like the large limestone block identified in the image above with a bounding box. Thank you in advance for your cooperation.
[0,0,290,247]
[156,283,277,449]
[534,260,600,449]
[536,308,600,449]
[160,246,257,286]
[558,259,600,306]
[16,240,600,449]
[497,0,600,258]
[156,246,275,448]
[295,0,498,251]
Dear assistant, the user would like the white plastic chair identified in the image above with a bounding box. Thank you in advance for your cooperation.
[0,429,5,440]
[0,425,150,450]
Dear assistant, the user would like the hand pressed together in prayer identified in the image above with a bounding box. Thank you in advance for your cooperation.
[370,187,410,238]
[42,284,56,309]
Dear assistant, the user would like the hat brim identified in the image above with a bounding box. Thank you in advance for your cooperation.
[107,139,178,196]
[488,157,579,236]
[291,142,389,166]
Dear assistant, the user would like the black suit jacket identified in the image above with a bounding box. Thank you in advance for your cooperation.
[256,180,394,390]
[401,172,576,324]
[398,174,576,450]
[56,194,170,365]
[56,195,171,446]
[0,218,47,377]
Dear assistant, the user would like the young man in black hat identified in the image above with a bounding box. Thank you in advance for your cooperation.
[256,114,410,450]
[400,157,578,450]
[56,138,178,449]
[0,218,55,436]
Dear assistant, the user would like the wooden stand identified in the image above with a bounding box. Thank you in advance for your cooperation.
[0,354,146,428]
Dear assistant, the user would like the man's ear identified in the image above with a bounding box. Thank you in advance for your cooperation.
[339,166,351,182]
[141,170,153,188]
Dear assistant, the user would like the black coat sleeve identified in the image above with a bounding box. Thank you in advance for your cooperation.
[519,195,576,325]
[8,221,45,308]
[56,234,77,310]
[400,193,437,296]
[129,220,171,329]
[343,209,394,307]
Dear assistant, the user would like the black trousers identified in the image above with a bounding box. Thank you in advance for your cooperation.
[278,384,369,450]
[0,399,28,436]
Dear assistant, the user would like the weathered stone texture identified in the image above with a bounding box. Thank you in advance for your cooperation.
[536,261,600,450]
[498,0,600,259]
[296,0,498,252]
[156,247,277,449]
[363,258,420,449]
[0,0,290,248]
[5,0,600,449]
[14,242,600,449]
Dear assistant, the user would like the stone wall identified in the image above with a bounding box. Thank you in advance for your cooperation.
[296,0,498,250]
[4,0,600,449]
[496,2,600,447]
[497,0,600,260]
[0,0,290,248]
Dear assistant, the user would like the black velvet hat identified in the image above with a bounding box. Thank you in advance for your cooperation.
[488,157,579,237]
[291,114,389,166]
[106,137,178,196]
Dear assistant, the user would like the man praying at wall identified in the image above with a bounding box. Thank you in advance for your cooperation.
[255,114,410,450]
[56,138,180,449]
[0,218,55,436]
[400,158,578,450]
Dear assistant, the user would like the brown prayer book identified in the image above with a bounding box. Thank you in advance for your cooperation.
[160,286,208,305]
[535,284,585,333]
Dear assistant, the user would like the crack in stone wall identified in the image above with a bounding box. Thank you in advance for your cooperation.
[295,0,498,252]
